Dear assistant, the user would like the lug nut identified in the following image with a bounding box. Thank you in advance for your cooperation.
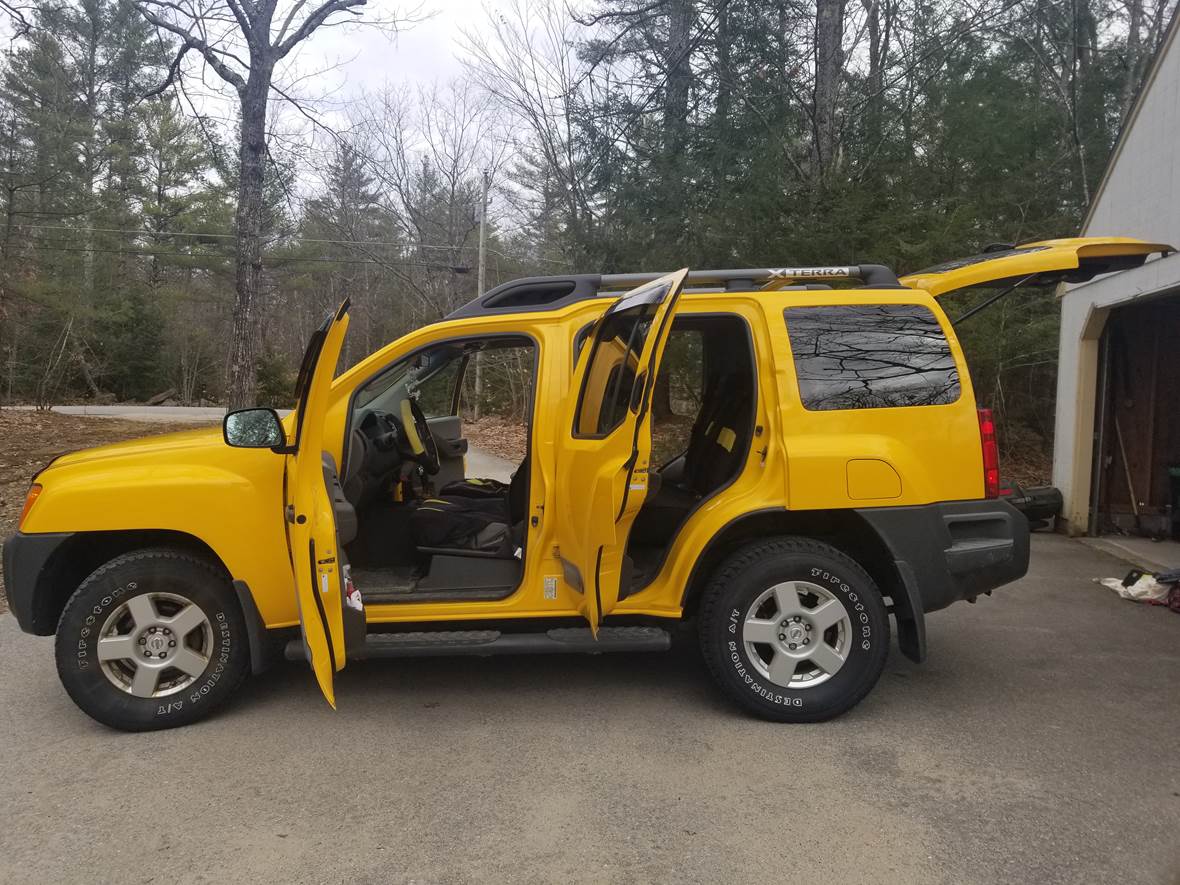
[805,624,812,631]
[163,628,171,636]
[778,633,786,641]
[138,637,146,645]
[789,643,797,650]
[168,640,176,647]
[803,638,810,645]
[143,651,152,658]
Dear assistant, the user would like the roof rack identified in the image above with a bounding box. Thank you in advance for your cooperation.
[445,264,902,320]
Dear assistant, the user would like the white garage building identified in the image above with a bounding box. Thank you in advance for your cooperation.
[1051,13,1180,542]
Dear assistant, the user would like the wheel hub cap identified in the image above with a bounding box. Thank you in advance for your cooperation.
[142,630,170,657]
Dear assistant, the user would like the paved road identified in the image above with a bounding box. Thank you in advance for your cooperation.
[9,405,516,481]
[1,534,1177,884]
[9,404,230,423]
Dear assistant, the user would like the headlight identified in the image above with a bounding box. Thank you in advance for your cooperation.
[18,484,42,530]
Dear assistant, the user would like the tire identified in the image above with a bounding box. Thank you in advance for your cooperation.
[54,548,250,732]
[699,536,889,723]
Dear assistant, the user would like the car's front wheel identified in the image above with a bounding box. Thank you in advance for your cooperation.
[699,537,889,722]
[55,548,250,731]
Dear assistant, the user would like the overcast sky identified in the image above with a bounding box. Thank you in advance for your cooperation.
[281,0,501,102]
[153,0,518,185]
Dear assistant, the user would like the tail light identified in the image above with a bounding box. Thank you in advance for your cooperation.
[18,484,42,529]
[977,409,1000,498]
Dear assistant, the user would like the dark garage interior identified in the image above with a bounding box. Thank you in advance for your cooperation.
[1090,292,1180,538]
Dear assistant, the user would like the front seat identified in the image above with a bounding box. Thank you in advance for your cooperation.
[409,456,529,556]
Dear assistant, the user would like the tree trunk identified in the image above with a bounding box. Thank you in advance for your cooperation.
[862,0,882,150]
[225,67,272,409]
[812,0,847,183]
[662,0,694,202]
[713,0,732,199]
[1118,0,1145,123]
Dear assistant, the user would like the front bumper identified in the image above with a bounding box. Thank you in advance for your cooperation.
[2,531,75,634]
[857,499,1030,614]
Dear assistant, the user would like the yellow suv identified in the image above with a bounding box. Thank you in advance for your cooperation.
[4,237,1169,731]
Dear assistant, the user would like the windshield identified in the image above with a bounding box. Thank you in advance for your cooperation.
[354,344,465,414]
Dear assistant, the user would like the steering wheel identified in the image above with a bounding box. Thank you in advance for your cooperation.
[400,397,441,475]
[370,412,400,453]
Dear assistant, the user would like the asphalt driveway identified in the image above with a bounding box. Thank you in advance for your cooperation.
[0,533,1177,884]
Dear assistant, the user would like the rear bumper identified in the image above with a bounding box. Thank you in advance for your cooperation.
[857,499,1030,614]
[2,531,75,634]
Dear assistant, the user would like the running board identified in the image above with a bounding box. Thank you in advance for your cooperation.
[284,626,671,661]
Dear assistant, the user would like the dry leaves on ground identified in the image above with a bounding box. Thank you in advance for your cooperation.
[463,416,528,463]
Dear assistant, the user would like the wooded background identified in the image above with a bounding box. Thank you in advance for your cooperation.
[0,0,1173,475]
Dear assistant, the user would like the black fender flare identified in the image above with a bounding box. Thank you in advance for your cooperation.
[232,580,272,675]
[679,508,927,663]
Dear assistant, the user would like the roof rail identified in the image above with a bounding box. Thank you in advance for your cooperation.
[444,264,902,320]
[600,265,900,291]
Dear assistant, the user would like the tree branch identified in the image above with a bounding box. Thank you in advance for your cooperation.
[275,0,366,58]
[134,2,248,93]
[144,41,194,98]
[275,0,313,45]
[223,0,256,45]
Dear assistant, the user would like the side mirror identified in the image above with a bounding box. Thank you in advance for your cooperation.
[223,408,285,449]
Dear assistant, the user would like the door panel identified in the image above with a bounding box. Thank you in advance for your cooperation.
[555,270,690,630]
[427,414,467,487]
[900,237,1172,297]
[285,301,355,708]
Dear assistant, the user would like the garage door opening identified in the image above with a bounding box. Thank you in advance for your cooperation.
[1089,291,1180,541]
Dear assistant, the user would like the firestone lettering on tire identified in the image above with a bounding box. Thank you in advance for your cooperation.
[74,581,134,671]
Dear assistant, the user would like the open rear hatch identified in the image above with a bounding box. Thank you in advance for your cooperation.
[900,237,1173,297]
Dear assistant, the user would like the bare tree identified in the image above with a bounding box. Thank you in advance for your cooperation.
[133,0,419,407]
[463,0,600,265]
[358,80,506,320]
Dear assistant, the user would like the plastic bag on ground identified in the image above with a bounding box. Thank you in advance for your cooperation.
[1096,574,1171,602]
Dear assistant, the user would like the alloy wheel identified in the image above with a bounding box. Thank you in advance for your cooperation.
[96,592,213,698]
[742,581,853,688]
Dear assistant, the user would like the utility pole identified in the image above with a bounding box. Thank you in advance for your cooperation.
[473,169,490,422]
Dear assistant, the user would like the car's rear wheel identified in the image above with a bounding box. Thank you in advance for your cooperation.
[699,536,889,722]
[55,548,250,731]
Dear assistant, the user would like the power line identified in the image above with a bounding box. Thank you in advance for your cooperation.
[24,243,469,270]
[12,222,573,265]
[17,221,462,248]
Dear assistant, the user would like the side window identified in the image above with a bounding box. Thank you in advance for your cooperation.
[784,304,960,410]
[574,303,657,437]
[650,328,704,465]
[458,345,535,421]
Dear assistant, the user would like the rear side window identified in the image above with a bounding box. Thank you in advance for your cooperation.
[784,304,960,410]
[574,303,657,437]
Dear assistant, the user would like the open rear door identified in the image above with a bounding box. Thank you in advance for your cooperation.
[284,300,357,708]
[899,237,1172,297]
[555,269,689,631]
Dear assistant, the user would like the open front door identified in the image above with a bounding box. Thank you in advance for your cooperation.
[899,237,1172,297]
[284,300,358,708]
[556,269,689,630]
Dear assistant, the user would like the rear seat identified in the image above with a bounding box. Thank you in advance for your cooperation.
[631,371,753,544]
